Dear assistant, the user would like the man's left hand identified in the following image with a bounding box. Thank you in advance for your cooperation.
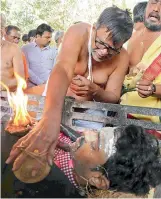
[136,79,153,98]
[70,75,98,97]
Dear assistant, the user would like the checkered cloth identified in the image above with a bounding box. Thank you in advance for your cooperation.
[53,132,78,188]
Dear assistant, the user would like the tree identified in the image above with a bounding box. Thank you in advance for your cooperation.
[1,0,131,33]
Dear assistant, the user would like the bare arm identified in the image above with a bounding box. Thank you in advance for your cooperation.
[93,50,129,103]
[12,45,25,79]
[43,25,83,126]
[5,25,87,170]
[127,31,143,69]
[7,44,25,91]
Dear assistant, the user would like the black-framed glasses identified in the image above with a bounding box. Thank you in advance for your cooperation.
[150,0,161,4]
[95,30,122,56]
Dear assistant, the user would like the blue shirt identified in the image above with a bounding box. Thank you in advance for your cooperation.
[22,42,57,85]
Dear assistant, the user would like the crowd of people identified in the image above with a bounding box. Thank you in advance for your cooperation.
[1,0,161,198]
[1,18,64,90]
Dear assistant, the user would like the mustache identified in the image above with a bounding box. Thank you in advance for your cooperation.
[149,12,160,20]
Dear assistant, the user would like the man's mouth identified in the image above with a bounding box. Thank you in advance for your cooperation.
[97,52,104,59]
[149,12,160,22]
[97,52,113,61]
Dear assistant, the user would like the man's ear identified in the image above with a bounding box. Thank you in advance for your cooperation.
[89,175,110,190]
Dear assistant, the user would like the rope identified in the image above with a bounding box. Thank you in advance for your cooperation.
[16,144,48,167]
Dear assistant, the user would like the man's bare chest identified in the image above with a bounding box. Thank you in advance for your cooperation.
[130,33,160,66]
[74,59,115,87]
[1,55,13,70]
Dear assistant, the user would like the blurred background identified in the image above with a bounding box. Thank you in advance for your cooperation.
[1,0,148,32]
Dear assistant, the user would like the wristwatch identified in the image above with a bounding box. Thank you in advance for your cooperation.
[152,84,156,94]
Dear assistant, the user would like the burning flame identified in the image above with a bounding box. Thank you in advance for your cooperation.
[0,74,32,126]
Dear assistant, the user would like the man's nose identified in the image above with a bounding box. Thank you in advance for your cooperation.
[14,39,19,44]
[100,48,108,55]
[153,2,161,12]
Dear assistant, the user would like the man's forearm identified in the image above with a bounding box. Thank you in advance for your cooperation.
[93,84,119,103]
[43,66,71,124]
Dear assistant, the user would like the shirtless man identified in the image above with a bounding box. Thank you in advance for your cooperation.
[6,7,133,170]
[1,14,25,92]
[5,25,21,44]
[127,0,161,98]
[128,0,161,69]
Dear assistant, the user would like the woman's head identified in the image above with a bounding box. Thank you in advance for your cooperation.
[104,125,161,196]
[70,125,161,196]
[70,129,111,190]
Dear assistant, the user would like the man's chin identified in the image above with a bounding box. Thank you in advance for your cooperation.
[93,56,102,62]
[92,53,108,62]
[144,20,161,31]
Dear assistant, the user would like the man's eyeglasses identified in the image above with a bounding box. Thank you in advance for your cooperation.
[95,30,122,56]
[150,0,161,4]
[10,35,20,40]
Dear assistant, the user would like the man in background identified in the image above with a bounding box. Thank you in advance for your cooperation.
[22,34,29,45]
[122,0,161,124]
[55,30,64,49]
[28,29,36,43]
[1,14,25,92]
[22,23,56,87]
[4,25,29,81]
[5,25,21,44]
[123,1,147,50]
[133,1,148,31]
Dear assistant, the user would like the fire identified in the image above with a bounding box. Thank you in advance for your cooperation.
[0,74,32,127]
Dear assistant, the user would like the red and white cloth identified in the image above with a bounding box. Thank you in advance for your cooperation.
[53,132,78,188]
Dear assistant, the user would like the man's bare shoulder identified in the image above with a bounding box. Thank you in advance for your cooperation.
[65,22,90,40]
[102,48,129,73]
[120,47,129,58]
[115,48,129,66]
[128,30,142,45]
[3,40,20,52]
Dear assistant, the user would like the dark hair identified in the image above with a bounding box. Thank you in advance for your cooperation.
[28,29,36,41]
[133,2,147,23]
[104,125,161,196]
[5,25,20,35]
[96,6,133,44]
[22,34,28,42]
[36,23,54,36]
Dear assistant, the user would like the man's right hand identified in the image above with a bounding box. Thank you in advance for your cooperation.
[6,117,59,172]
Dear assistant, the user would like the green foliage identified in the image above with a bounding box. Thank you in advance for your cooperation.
[1,0,132,34]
